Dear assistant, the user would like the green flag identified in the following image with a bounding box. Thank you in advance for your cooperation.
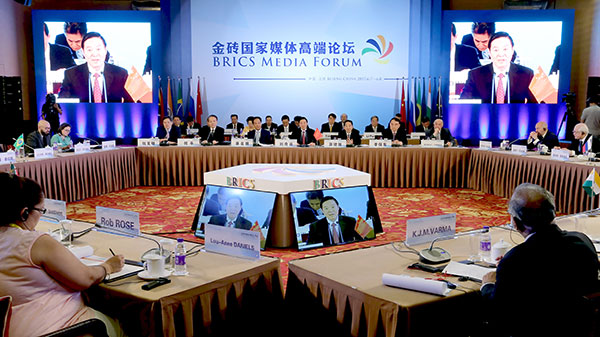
[13,134,24,150]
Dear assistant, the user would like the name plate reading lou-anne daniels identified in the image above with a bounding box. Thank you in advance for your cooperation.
[204,224,260,259]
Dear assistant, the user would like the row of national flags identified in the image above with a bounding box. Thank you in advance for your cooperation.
[158,76,204,126]
[394,76,443,134]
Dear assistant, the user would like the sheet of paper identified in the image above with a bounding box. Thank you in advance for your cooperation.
[442,261,495,281]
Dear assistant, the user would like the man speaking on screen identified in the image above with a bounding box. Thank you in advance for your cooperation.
[306,196,362,246]
[459,32,535,103]
[59,32,133,103]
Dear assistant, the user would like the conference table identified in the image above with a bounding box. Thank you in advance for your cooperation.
[1,145,599,214]
[36,220,284,337]
[285,211,600,337]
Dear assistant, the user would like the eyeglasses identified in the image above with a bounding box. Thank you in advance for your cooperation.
[32,207,47,214]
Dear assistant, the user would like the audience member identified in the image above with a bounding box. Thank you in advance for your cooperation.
[0,173,126,336]
[338,120,361,146]
[340,113,348,124]
[382,117,407,145]
[364,116,385,133]
[320,113,342,133]
[581,95,600,137]
[461,22,495,61]
[415,116,431,133]
[180,115,201,137]
[156,116,180,143]
[54,22,87,60]
[26,120,52,154]
[426,119,456,146]
[262,115,278,134]
[451,23,480,72]
[481,183,599,337]
[242,116,254,137]
[527,121,559,150]
[50,123,73,151]
[43,23,75,72]
[276,115,297,137]
[246,116,273,144]
[199,115,225,144]
[40,93,62,134]
[226,114,244,135]
[291,117,316,146]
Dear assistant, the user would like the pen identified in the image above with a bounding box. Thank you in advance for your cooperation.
[109,248,116,256]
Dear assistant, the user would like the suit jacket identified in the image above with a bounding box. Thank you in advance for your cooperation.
[320,122,342,133]
[156,126,180,142]
[426,128,455,144]
[59,63,134,103]
[25,131,51,154]
[246,129,273,144]
[481,224,599,337]
[262,123,278,133]
[461,34,484,59]
[527,131,559,150]
[569,134,600,155]
[225,122,244,135]
[291,128,317,145]
[208,214,252,230]
[414,125,431,134]
[338,129,362,146]
[180,122,201,137]
[364,124,385,133]
[276,124,297,137]
[49,44,76,71]
[460,63,535,103]
[454,44,480,71]
[382,128,407,144]
[296,207,318,227]
[306,216,362,246]
[199,126,225,143]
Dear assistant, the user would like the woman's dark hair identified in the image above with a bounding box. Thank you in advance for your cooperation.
[0,173,44,226]
[57,123,71,135]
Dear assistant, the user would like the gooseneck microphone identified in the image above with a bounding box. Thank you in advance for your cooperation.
[74,134,101,146]
[12,137,36,151]
[419,227,489,264]
[93,223,163,257]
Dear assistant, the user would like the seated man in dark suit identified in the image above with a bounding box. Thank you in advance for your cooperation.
[299,191,324,218]
[199,114,225,144]
[291,117,317,146]
[568,123,600,155]
[276,115,297,137]
[526,121,559,150]
[208,196,252,230]
[426,119,456,146]
[54,22,87,61]
[364,115,385,133]
[307,196,363,246]
[262,115,278,134]
[320,113,342,133]
[461,22,495,61]
[414,116,431,134]
[225,114,244,136]
[382,117,407,145]
[59,32,133,103]
[481,183,599,337]
[246,116,273,144]
[43,24,76,71]
[156,116,180,143]
[451,23,480,72]
[459,32,535,103]
[338,120,361,146]
[25,120,52,154]
[180,115,201,137]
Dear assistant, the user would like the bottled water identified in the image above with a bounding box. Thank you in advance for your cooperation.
[173,238,188,275]
[479,226,492,262]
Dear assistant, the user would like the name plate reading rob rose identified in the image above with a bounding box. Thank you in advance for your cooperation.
[551,148,570,161]
[0,150,16,164]
[405,213,456,246]
[45,198,67,220]
[205,224,260,259]
[96,206,140,236]
[34,147,54,159]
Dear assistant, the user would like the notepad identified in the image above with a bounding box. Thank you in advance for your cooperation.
[442,261,496,282]
[69,245,143,282]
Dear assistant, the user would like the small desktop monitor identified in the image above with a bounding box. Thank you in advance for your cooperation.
[192,185,277,250]
[291,185,382,250]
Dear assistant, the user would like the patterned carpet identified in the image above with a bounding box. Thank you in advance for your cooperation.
[67,187,511,286]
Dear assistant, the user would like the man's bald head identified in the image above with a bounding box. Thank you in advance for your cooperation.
[433,119,444,129]
[508,183,556,232]
[38,120,51,136]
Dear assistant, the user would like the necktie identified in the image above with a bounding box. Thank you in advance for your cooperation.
[227,220,234,228]
[208,128,214,141]
[496,73,505,104]
[347,133,350,140]
[392,131,396,140]
[331,223,340,244]
[255,130,260,143]
[302,131,306,145]
[93,73,102,103]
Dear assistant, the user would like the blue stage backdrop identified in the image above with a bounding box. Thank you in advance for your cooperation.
[440,10,574,143]
[190,0,411,130]
[32,10,161,142]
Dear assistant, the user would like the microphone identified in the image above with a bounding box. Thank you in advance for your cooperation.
[418,227,489,264]
[12,137,36,151]
[93,223,163,258]
[74,134,100,146]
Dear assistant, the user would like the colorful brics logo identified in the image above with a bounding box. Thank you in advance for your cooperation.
[361,35,393,64]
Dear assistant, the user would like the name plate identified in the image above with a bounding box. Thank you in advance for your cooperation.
[231,138,253,147]
[324,139,346,148]
[362,132,382,139]
[321,132,338,139]
[406,213,457,246]
[178,138,200,146]
[275,139,296,147]
[34,147,53,159]
[0,150,16,164]
[551,148,570,161]
[410,132,426,139]
[45,198,67,220]
[187,128,199,135]
[369,139,392,147]
[421,139,445,148]
[74,143,91,153]
[479,140,492,150]
[96,206,140,236]
[511,144,527,155]
[204,224,260,259]
[279,132,292,138]
[102,140,116,150]
[137,138,159,147]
